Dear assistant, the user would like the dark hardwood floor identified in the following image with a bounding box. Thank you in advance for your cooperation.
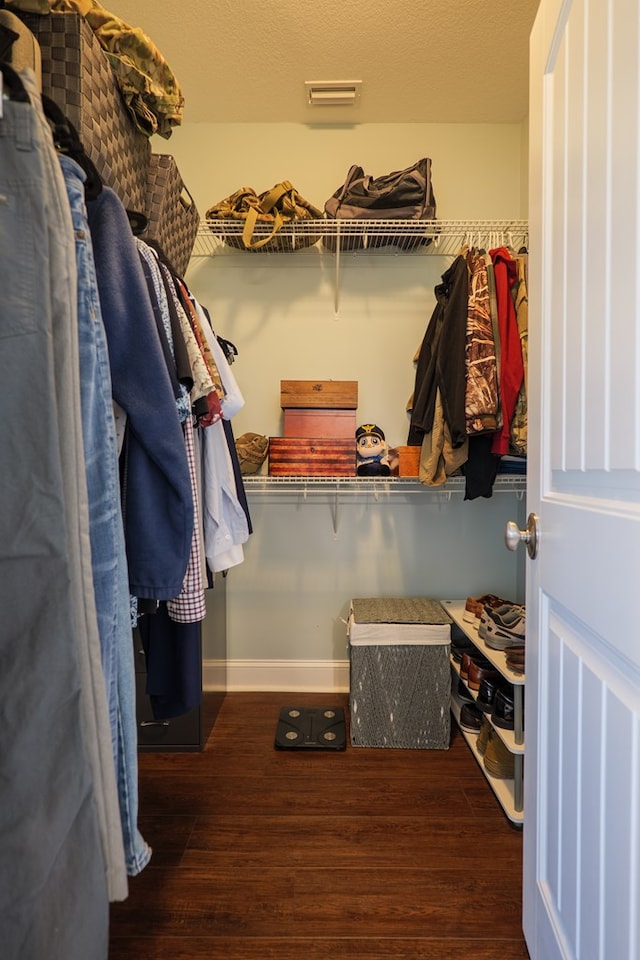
[109,692,529,959]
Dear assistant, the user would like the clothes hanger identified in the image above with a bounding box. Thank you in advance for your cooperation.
[127,209,149,235]
[217,335,238,365]
[41,93,103,201]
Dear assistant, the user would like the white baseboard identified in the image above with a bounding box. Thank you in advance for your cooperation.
[203,658,350,693]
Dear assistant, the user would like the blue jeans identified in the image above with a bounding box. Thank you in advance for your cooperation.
[59,155,151,877]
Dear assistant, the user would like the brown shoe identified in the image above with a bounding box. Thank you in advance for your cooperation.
[460,652,493,682]
[467,660,499,691]
[462,593,506,623]
[506,645,525,674]
[475,594,513,624]
[483,732,515,779]
[476,717,492,756]
[463,595,481,622]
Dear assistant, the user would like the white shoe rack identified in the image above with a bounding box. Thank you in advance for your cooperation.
[441,599,525,827]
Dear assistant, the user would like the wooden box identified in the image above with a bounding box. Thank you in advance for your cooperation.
[283,409,356,439]
[268,438,356,476]
[398,445,421,477]
[280,380,358,409]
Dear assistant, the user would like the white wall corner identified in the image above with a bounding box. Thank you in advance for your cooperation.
[203,659,350,693]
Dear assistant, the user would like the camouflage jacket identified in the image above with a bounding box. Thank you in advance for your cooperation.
[8,0,184,137]
[465,249,500,435]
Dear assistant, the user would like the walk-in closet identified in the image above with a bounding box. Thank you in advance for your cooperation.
[3,2,640,959]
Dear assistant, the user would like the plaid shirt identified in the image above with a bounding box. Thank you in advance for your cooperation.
[167,416,206,623]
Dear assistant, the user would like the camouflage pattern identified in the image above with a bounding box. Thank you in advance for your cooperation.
[465,250,500,435]
[509,255,528,455]
[9,0,184,137]
[206,183,323,252]
[206,187,269,223]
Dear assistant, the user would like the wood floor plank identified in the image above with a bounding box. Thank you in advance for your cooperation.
[111,864,522,940]
[109,935,530,960]
[181,814,522,870]
[137,815,196,867]
[289,866,523,939]
[137,759,498,819]
[110,692,529,958]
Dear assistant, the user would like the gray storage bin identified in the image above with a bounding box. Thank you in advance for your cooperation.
[349,597,452,749]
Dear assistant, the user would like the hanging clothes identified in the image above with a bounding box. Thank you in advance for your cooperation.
[126,250,249,717]
[464,249,499,435]
[60,153,150,879]
[488,246,524,456]
[166,413,207,624]
[461,249,503,499]
[136,238,192,421]
[0,63,120,960]
[510,253,529,455]
[408,254,470,449]
[87,186,195,601]
[409,242,528,499]
[463,434,502,500]
[418,389,469,486]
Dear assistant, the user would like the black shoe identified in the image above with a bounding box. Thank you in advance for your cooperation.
[491,687,518,730]
[459,703,484,733]
[476,676,500,713]
[450,638,476,663]
[456,678,475,704]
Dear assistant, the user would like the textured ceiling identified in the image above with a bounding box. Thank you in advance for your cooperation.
[106,0,540,126]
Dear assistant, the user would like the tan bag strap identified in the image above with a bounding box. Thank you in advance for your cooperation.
[259,180,294,214]
[242,205,284,249]
[71,0,96,17]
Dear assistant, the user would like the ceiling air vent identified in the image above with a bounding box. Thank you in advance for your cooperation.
[305,80,362,107]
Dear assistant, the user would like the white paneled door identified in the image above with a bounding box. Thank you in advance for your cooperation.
[525,1,640,958]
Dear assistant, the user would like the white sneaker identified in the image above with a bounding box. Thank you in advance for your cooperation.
[483,613,526,650]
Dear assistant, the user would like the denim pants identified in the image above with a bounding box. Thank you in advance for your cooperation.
[59,155,151,877]
[0,69,114,958]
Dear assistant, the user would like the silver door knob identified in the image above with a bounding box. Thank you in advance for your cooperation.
[505,512,539,559]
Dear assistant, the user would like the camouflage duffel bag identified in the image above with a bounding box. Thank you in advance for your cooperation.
[206,181,323,253]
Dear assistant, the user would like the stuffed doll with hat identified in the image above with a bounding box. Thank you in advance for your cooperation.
[356,424,391,476]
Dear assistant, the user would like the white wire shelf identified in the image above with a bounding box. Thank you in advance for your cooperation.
[192,218,529,258]
[241,474,526,494]
[241,474,525,534]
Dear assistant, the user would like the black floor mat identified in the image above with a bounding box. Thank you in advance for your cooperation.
[274,706,347,750]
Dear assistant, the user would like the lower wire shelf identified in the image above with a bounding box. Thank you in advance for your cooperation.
[242,474,526,493]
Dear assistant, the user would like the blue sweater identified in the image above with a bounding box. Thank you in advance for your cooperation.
[87,187,193,599]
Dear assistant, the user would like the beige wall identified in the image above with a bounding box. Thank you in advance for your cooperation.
[520,116,530,215]
[161,120,526,220]
[164,121,528,675]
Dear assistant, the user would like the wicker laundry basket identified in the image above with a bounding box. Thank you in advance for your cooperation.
[143,154,199,277]
[21,12,151,211]
[349,597,452,749]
